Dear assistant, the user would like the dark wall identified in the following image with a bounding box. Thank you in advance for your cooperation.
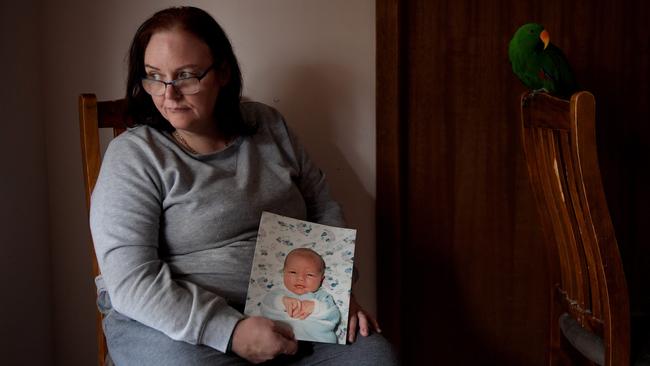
[376,0,650,364]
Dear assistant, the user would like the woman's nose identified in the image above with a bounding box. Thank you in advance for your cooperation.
[164,83,181,99]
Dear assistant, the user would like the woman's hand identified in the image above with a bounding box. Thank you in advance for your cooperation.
[347,294,381,343]
[231,316,298,364]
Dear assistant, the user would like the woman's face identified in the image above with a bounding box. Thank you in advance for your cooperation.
[143,28,223,134]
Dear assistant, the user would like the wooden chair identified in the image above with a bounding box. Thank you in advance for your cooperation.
[79,93,128,366]
[520,91,630,365]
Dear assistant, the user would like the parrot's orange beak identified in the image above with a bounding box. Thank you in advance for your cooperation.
[540,30,550,50]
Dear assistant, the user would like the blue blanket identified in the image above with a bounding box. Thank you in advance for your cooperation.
[261,287,341,343]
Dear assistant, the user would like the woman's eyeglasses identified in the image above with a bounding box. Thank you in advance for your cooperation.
[141,65,214,96]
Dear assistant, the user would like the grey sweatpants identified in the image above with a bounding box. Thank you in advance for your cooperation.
[98,292,398,366]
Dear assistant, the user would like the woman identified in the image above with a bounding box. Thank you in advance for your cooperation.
[90,6,396,365]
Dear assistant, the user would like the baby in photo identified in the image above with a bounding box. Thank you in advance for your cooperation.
[261,248,340,343]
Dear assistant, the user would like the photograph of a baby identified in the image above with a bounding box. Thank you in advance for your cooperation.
[261,248,340,343]
[244,211,356,345]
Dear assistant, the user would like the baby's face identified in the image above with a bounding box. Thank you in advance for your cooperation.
[283,253,324,295]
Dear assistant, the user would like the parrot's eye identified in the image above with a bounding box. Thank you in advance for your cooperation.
[528,29,535,34]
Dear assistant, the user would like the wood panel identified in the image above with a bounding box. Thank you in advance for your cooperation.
[376,0,650,364]
[376,0,405,352]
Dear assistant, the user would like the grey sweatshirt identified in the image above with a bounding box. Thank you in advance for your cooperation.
[90,102,344,352]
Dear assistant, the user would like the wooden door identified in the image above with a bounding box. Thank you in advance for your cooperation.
[376,0,650,364]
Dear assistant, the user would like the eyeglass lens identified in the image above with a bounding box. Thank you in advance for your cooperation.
[142,78,201,96]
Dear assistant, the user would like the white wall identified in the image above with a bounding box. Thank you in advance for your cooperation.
[40,1,375,364]
[0,0,52,365]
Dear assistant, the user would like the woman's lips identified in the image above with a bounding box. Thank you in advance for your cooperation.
[166,106,190,112]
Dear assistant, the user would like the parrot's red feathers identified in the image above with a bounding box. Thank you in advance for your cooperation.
[538,69,548,80]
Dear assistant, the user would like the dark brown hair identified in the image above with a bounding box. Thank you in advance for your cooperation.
[125,6,256,136]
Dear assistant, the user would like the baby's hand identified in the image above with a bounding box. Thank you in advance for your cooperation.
[297,300,315,319]
[282,296,301,318]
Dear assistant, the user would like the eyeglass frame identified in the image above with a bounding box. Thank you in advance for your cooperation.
[141,64,215,96]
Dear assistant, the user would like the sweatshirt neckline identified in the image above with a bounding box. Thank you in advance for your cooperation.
[163,131,243,159]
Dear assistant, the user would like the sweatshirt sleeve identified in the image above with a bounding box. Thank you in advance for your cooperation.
[264,114,346,227]
[283,121,346,228]
[90,134,243,352]
[241,102,346,228]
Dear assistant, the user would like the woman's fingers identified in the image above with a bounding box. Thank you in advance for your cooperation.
[232,317,298,363]
[357,310,369,336]
[371,314,381,333]
[347,295,382,343]
[347,311,358,343]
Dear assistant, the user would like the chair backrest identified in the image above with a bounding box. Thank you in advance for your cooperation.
[520,91,629,365]
[79,93,128,366]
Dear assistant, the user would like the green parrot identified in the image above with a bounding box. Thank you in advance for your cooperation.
[508,23,579,99]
